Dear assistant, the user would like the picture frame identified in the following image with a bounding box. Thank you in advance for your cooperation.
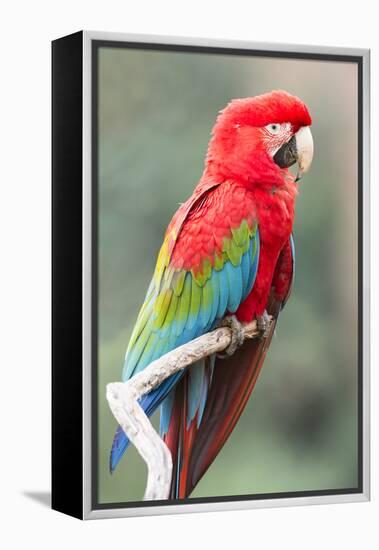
[52,30,370,520]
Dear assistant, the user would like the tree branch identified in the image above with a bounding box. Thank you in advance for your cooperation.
[106,319,261,500]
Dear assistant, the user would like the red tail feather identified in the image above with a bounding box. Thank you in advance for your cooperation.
[184,312,278,496]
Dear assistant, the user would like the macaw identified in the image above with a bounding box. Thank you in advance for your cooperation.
[110,90,313,499]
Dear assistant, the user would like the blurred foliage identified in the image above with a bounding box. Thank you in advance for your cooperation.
[97,47,359,503]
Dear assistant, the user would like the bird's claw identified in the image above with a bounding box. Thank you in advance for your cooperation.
[217,315,245,358]
[256,310,272,339]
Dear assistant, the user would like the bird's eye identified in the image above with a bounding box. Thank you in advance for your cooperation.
[266,123,281,135]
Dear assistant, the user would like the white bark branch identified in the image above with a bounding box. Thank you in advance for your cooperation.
[106,319,261,500]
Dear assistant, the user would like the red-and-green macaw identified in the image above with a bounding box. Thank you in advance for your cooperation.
[110,90,313,498]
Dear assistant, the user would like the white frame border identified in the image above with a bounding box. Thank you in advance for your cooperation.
[82,31,370,520]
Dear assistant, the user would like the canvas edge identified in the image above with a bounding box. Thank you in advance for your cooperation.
[81,30,370,520]
[361,47,370,503]
[51,30,84,520]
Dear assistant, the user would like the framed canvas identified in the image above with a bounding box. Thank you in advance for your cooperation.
[52,31,370,520]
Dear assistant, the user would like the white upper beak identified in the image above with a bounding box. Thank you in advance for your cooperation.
[295,126,314,179]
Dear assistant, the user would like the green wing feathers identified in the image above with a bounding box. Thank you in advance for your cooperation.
[122,217,260,382]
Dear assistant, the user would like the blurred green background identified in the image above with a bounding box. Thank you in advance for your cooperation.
[97,46,358,503]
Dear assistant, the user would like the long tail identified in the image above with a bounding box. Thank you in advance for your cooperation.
[164,302,279,499]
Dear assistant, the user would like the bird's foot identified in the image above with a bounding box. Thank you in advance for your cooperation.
[217,315,245,358]
[256,310,272,339]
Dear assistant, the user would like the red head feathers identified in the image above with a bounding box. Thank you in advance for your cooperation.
[205,90,312,186]
[215,90,312,130]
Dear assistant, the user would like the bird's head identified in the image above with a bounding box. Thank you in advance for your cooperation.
[206,90,313,185]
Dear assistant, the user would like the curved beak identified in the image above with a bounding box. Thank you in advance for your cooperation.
[273,126,314,181]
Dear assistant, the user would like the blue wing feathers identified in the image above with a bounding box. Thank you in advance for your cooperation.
[240,249,251,295]
[159,386,176,436]
[226,261,243,312]
[209,271,220,321]
[217,269,229,318]
[248,230,260,293]
[110,225,261,474]
[187,360,205,427]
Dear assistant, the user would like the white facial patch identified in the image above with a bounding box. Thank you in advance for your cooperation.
[262,122,293,156]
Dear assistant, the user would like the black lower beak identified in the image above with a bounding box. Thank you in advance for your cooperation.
[273,135,298,169]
